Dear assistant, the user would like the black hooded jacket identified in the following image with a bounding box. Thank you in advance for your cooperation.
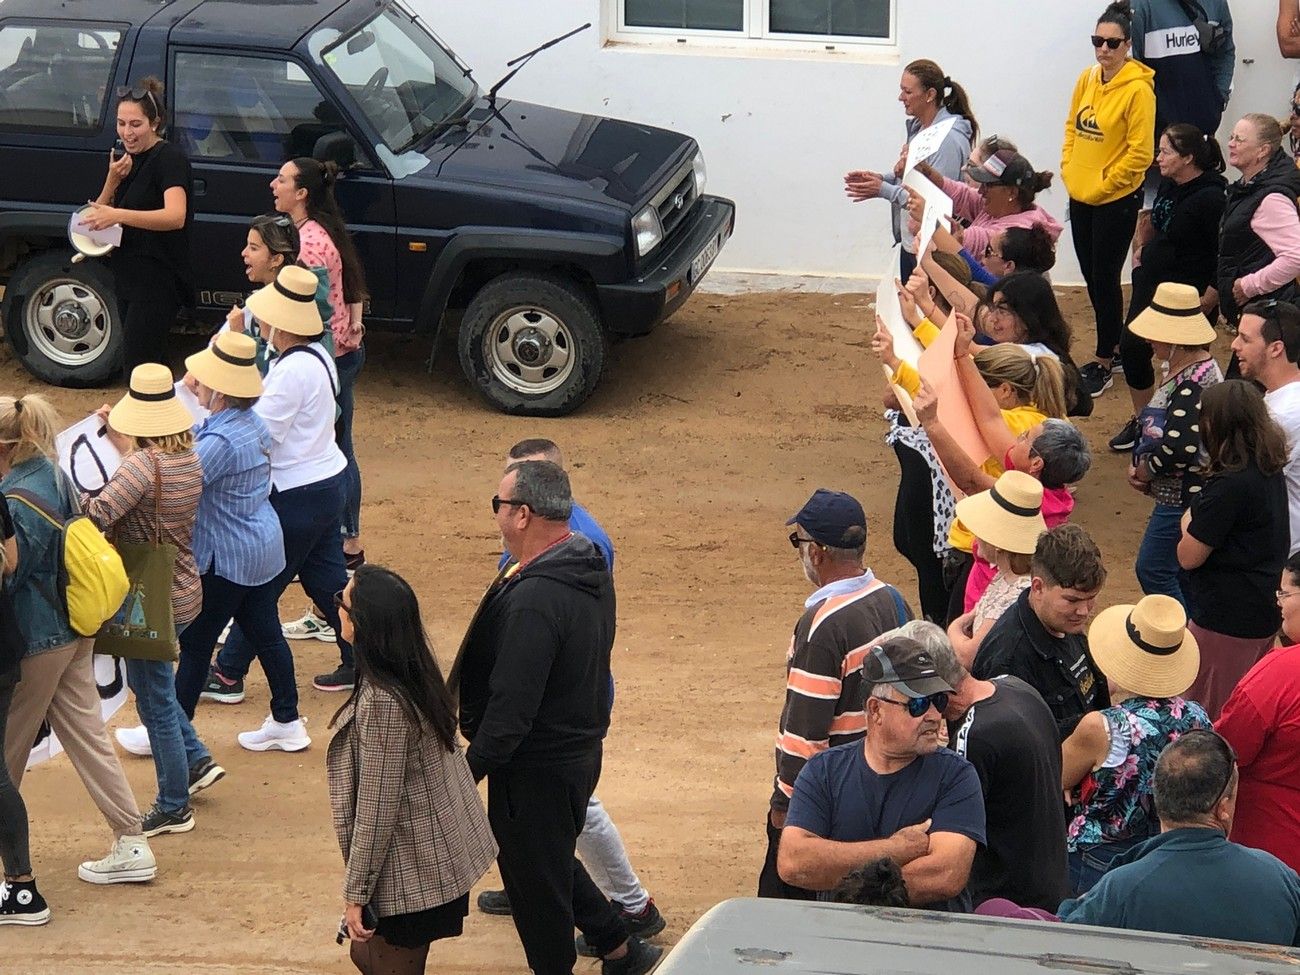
[457,532,615,781]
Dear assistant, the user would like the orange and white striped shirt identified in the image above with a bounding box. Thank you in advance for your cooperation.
[771,572,911,811]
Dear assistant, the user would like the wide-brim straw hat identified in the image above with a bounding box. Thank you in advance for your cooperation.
[1128,282,1216,346]
[244,265,323,337]
[1089,595,1200,699]
[108,363,195,438]
[185,330,263,400]
[954,470,1047,555]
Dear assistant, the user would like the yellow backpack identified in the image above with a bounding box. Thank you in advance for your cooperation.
[6,489,129,637]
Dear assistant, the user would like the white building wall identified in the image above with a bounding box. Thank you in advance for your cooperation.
[419,1,1293,286]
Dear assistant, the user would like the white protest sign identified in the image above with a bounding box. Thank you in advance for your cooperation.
[876,244,923,368]
[55,414,121,497]
[903,168,953,260]
[904,115,959,175]
[27,654,128,769]
[175,381,208,424]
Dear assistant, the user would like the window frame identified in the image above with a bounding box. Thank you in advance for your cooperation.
[606,0,897,53]
[168,46,379,171]
[0,19,127,136]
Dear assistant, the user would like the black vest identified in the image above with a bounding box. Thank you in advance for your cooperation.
[1218,149,1300,324]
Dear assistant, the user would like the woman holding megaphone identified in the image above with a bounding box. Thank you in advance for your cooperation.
[81,77,193,375]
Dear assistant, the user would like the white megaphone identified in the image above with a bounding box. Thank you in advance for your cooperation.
[68,206,122,264]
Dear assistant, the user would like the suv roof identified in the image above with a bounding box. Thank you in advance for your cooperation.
[0,0,358,52]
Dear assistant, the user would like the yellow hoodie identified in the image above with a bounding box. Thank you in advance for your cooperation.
[1061,58,1155,206]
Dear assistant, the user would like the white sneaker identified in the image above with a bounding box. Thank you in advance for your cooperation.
[77,834,157,885]
[237,715,311,753]
[115,724,151,757]
[282,609,335,642]
[216,620,232,644]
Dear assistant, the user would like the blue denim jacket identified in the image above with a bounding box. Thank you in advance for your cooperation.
[3,456,77,655]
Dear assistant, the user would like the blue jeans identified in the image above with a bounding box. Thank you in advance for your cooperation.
[218,470,352,677]
[177,570,300,724]
[335,345,364,540]
[1068,836,1145,895]
[127,643,209,815]
[1136,502,1187,609]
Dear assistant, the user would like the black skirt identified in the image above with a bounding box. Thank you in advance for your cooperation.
[374,892,469,949]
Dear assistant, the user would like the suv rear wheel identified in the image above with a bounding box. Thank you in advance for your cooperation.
[2,252,121,386]
[458,272,606,416]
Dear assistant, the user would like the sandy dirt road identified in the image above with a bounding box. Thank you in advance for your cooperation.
[3,287,1165,973]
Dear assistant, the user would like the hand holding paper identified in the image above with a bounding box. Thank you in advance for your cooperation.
[902,168,953,259]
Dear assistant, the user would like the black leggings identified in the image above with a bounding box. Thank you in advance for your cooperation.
[118,293,179,374]
[349,937,430,975]
[0,681,32,877]
[1118,266,1159,393]
[1070,192,1142,361]
[891,440,949,623]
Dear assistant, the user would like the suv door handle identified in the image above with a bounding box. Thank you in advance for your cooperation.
[192,178,206,196]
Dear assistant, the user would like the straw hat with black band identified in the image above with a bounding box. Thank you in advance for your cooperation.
[953,470,1047,555]
[1128,282,1216,346]
[108,363,196,439]
[185,330,263,400]
[244,265,323,337]
[1088,594,1200,699]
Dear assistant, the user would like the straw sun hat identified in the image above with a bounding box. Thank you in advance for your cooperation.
[108,363,196,439]
[954,470,1047,555]
[184,330,263,400]
[1128,282,1216,346]
[244,265,323,337]
[1088,594,1200,699]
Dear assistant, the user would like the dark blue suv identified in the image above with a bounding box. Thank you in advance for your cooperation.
[0,0,734,414]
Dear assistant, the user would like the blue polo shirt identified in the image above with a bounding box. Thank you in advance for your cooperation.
[498,499,613,572]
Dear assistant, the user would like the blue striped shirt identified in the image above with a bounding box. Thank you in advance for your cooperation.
[191,408,285,587]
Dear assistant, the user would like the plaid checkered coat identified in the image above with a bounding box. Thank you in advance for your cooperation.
[327,681,497,915]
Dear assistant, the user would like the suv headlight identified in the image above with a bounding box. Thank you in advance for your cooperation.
[633,204,663,257]
[691,150,707,198]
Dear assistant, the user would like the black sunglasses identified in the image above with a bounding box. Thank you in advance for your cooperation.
[116,86,159,111]
[333,589,350,615]
[1291,103,1300,117]
[788,530,823,550]
[492,496,527,514]
[1091,35,1125,49]
[876,692,949,718]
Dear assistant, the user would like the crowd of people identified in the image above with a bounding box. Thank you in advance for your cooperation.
[757,0,1300,949]
[6,0,1300,971]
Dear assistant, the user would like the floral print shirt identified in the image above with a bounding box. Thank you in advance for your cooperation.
[1067,696,1211,851]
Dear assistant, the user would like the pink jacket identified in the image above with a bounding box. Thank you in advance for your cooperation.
[941,177,1064,264]
[1240,195,1300,300]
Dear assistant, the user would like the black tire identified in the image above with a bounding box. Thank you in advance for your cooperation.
[457,272,605,416]
[1,251,121,387]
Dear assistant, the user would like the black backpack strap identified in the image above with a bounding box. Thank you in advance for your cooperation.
[280,343,339,399]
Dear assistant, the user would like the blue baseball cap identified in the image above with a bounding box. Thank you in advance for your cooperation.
[786,489,867,549]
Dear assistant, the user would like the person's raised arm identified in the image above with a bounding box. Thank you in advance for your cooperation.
[915,377,995,496]
[1279,0,1300,58]
[921,249,978,317]
[899,831,977,906]
[953,313,1016,459]
[778,821,931,892]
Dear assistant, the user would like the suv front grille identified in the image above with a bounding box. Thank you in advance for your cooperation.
[655,166,698,240]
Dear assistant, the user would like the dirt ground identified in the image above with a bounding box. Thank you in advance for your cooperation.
[2,285,1173,974]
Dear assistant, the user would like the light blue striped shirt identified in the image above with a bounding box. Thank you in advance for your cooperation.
[191,408,285,587]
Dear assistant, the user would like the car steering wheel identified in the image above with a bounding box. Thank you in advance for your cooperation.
[360,67,389,99]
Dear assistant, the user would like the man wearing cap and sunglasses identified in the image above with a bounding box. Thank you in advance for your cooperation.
[760,489,911,900]
[777,637,985,911]
[1059,729,1300,946]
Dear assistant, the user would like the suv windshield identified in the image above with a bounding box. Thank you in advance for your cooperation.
[309,4,475,151]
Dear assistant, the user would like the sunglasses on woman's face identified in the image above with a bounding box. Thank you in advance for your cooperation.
[1290,103,1300,117]
[1091,35,1124,50]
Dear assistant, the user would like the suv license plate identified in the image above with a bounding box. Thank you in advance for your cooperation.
[689,235,720,285]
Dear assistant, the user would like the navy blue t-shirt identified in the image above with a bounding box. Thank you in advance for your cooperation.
[786,741,986,910]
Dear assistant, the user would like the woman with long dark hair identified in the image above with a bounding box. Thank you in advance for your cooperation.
[1109,124,1227,452]
[1061,1,1156,398]
[327,565,496,975]
[271,158,369,612]
[1178,380,1290,719]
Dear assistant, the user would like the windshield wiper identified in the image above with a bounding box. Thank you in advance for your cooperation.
[486,23,590,108]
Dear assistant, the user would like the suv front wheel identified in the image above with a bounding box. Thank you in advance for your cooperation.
[458,272,605,416]
[2,252,121,387]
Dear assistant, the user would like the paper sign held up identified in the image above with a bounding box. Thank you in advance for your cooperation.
[875,244,923,369]
[917,313,991,467]
[55,414,122,496]
[904,116,958,175]
[903,169,953,262]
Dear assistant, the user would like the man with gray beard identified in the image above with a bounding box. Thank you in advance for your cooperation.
[759,489,912,899]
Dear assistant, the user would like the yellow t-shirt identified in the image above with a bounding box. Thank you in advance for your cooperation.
[888,318,941,396]
[947,405,1047,553]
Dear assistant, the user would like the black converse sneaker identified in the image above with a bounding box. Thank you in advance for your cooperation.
[0,879,50,926]
[141,804,195,837]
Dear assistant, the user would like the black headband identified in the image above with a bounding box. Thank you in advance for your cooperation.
[211,344,257,367]
[273,280,315,303]
[1125,615,1182,656]
[988,485,1040,518]
[1149,301,1201,318]
[128,387,176,403]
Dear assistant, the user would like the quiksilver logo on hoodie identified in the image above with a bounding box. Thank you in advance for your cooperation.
[1075,106,1103,140]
